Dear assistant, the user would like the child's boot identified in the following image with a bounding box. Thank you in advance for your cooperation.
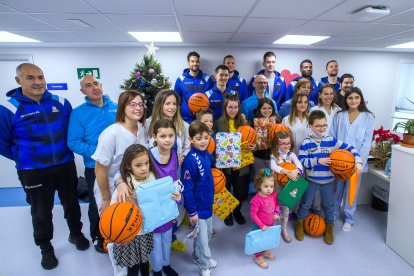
[295,219,304,241]
[324,223,334,245]
[253,255,269,269]
[281,206,292,243]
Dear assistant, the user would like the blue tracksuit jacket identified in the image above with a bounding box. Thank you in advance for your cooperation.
[248,69,286,110]
[205,86,237,121]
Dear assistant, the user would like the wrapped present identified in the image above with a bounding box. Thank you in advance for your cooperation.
[212,187,240,220]
[245,225,281,255]
[233,147,254,170]
[277,177,309,209]
[215,132,241,168]
[253,116,277,150]
[136,176,179,233]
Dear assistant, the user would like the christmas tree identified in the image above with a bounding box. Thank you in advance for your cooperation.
[121,54,171,116]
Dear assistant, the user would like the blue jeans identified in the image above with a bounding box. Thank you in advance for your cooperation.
[298,180,334,224]
[193,217,213,271]
[150,228,173,272]
[333,176,361,225]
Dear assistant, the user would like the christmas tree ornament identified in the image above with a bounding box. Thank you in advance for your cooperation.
[139,81,146,87]
[135,71,141,77]
[148,68,155,74]
[145,42,159,55]
[151,78,158,84]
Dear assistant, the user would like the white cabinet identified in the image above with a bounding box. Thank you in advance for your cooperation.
[386,144,414,267]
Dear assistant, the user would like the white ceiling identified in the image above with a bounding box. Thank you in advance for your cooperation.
[1,0,414,51]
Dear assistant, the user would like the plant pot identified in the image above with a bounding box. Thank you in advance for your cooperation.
[402,133,414,146]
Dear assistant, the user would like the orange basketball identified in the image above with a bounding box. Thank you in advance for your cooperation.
[304,214,326,237]
[212,168,225,193]
[188,93,209,113]
[335,170,353,180]
[276,162,296,187]
[99,202,143,244]
[207,135,215,155]
[329,149,355,175]
[268,124,290,142]
[237,126,258,145]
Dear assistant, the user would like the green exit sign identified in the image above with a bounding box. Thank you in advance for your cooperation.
[77,68,100,79]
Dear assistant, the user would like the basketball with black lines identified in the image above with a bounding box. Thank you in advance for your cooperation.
[276,162,296,187]
[99,202,143,244]
[329,149,355,175]
[212,168,225,193]
[188,93,209,113]
[237,125,258,146]
[304,214,326,237]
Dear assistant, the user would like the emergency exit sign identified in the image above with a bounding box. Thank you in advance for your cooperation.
[77,68,100,79]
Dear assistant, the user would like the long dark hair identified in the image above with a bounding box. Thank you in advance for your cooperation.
[120,144,158,191]
[341,87,374,115]
[222,94,244,131]
[288,92,309,126]
[254,97,282,123]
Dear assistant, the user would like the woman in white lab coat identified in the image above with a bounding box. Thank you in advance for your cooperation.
[331,87,375,232]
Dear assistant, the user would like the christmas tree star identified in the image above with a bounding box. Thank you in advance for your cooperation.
[145,42,159,55]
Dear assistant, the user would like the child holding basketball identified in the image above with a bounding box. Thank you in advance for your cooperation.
[296,110,363,245]
[181,121,217,276]
[149,119,182,276]
[250,168,280,269]
[109,144,181,276]
[270,131,303,243]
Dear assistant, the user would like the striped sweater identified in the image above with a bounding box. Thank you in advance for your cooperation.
[299,135,362,184]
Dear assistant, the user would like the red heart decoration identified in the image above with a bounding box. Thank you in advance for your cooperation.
[280,69,300,88]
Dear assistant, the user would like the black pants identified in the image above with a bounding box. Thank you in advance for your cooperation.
[127,262,149,276]
[84,167,101,241]
[18,161,83,246]
[225,166,251,214]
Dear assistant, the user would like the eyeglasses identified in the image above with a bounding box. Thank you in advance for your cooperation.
[128,101,144,109]
[279,142,291,146]
[313,124,328,130]
[254,82,267,85]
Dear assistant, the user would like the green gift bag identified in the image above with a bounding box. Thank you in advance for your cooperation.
[277,178,308,209]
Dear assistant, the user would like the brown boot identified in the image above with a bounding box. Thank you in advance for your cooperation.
[281,206,292,243]
[295,219,304,241]
[324,223,334,245]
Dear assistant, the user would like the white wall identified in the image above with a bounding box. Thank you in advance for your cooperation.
[1,46,414,189]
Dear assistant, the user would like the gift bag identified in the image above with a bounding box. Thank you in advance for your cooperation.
[245,225,281,255]
[277,178,308,209]
[253,116,277,150]
[212,188,240,220]
[136,176,179,233]
[233,147,254,170]
[215,132,241,168]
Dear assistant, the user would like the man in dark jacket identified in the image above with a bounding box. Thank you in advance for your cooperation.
[0,63,89,270]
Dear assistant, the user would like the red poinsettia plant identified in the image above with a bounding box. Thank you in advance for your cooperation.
[373,126,401,144]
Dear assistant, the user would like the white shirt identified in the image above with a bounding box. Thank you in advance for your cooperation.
[282,115,309,156]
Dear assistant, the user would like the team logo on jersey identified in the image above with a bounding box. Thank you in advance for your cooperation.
[52,106,59,113]
[184,170,191,180]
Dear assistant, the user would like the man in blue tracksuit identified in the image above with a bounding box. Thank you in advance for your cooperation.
[286,59,320,105]
[223,55,249,104]
[248,51,286,109]
[205,65,237,121]
[174,51,213,124]
[320,60,341,93]
[0,63,89,270]
[67,75,117,253]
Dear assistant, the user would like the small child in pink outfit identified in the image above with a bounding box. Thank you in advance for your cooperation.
[250,168,281,269]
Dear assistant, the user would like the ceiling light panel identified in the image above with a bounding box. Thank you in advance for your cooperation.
[273,35,329,45]
[128,32,182,42]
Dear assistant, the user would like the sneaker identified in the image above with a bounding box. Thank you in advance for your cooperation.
[295,219,304,241]
[324,224,335,245]
[162,265,178,276]
[224,215,233,226]
[193,258,218,268]
[93,238,107,254]
[68,233,90,251]
[40,245,58,270]
[201,268,211,276]
[262,250,276,261]
[233,212,246,225]
[171,239,186,252]
[253,256,268,269]
[342,222,352,232]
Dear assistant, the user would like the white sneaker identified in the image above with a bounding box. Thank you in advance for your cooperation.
[342,222,352,232]
[193,258,218,268]
[201,268,211,276]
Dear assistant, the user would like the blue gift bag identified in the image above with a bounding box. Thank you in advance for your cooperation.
[244,225,282,255]
[136,176,179,233]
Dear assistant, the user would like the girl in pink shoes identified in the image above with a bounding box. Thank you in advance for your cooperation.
[249,168,280,269]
